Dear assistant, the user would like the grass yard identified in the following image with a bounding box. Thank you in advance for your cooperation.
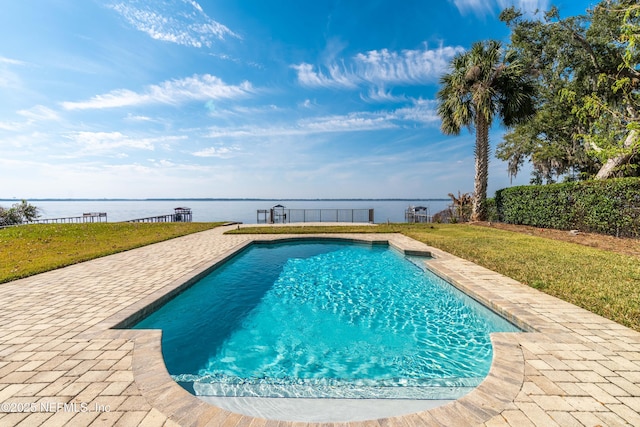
[2,221,638,332]
[229,224,640,331]
[0,222,223,284]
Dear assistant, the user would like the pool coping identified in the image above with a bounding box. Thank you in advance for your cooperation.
[78,233,534,426]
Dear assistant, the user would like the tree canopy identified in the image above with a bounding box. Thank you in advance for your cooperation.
[496,0,640,183]
[0,200,40,226]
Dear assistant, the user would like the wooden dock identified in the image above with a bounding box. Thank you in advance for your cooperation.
[124,207,192,223]
[28,212,108,224]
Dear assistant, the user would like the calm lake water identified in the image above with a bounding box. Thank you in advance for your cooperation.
[4,200,451,224]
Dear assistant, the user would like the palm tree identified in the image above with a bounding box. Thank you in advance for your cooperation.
[437,40,536,221]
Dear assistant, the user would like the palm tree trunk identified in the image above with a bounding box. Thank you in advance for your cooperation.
[472,114,489,221]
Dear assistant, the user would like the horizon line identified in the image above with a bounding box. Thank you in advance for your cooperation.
[0,197,451,202]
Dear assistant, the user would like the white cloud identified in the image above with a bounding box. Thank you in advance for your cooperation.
[497,0,549,15]
[108,0,239,48]
[292,44,463,89]
[298,113,397,133]
[192,145,240,158]
[0,156,226,199]
[391,99,441,124]
[61,74,253,110]
[200,99,442,143]
[0,56,25,88]
[17,105,60,121]
[354,45,463,85]
[62,131,187,156]
[230,105,282,115]
[291,63,359,89]
[204,110,401,141]
[125,113,155,122]
[147,159,178,168]
[300,99,314,108]
[0,132,50,152]
[0,56,24,66]
[451,0,494,16]
[65,131,154,152]
[0,106,60,132]
[0,120,25,131]
[451,0,548,17]
[361,88,407,103]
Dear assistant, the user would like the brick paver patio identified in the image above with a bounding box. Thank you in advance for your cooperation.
[1,225,639,426]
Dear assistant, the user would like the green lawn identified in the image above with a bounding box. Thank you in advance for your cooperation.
[2,222,638,332]
[0,222,223,284]
[229,224,640,331]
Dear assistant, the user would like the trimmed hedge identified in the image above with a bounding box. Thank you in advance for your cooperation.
[495,178,640,237]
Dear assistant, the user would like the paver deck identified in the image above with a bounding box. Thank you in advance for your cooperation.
[1,224,639,426]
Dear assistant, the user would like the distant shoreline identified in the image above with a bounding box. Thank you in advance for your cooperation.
[0,198,450,202]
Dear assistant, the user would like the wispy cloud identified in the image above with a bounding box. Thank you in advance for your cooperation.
[0,106,60,132]
[451,0,549,17]
[390,99,441,124]
[192,145,241,158]
[298,113,398,133]
[17,105,60,121]
[290,63,360,89]
[360,88,407,103]
[203,110,419,141]
[450,0,494,16]
[108,0,239,48]
[499,0,549,15]
[354,46,463,85]
[292,44,463,89]
[299,99,316,109]
[61,74,253,110]
[124,113,155,122]
[201,99,441,142]
[62,131,186,156]
[0,56,26,88]
[0,56,25,66]
[0,120,26,132]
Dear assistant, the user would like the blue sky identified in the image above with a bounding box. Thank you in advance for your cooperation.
[0,0,595,199]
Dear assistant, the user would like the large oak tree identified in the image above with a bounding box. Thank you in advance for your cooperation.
[498,1,640,181]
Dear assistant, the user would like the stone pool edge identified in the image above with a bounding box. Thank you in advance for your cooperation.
[77,232,536,426]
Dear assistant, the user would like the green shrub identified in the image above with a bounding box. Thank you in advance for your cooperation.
[0,200,40,226]
[496,178,640,237]
[485,198,498,222]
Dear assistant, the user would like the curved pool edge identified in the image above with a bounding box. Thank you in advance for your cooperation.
[81,232,535,425]
[92,325,527,425]
[419,332,526,425]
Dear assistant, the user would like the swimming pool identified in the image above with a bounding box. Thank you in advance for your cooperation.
[133,239,519,401]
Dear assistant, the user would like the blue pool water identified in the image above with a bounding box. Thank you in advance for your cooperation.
[133,240,519,400]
